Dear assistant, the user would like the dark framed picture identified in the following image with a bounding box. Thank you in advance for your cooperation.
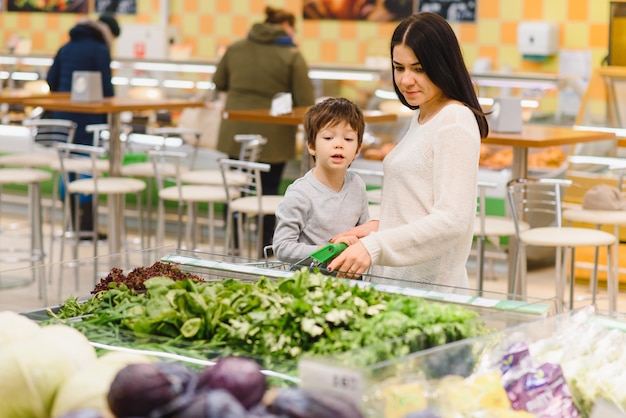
[95,0,136,14]
[418,0,476,22]
[8,0,89,12]
[303,0,416,21]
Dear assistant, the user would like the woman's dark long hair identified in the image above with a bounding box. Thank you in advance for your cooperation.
[390,12,489,138]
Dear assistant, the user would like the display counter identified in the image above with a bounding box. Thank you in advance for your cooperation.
[23,247,553,361]
[301,307,626,417]
[8,246,566,417]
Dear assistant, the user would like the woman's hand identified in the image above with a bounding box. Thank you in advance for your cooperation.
[327,241,371,279]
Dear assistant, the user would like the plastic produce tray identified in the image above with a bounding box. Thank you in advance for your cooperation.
[298,309,626,418]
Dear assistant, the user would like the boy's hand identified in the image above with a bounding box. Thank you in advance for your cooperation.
[332,234,359,246]
[331,220,378,241]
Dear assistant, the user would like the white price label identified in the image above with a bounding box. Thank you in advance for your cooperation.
[472,297,500,307]
[298,358,364,407]
[426,291,447,299]
[402,288,428,298]
[374,284,402,294]
[443,294,472,304]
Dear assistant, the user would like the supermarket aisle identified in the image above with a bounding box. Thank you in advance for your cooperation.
[0,208,622,314]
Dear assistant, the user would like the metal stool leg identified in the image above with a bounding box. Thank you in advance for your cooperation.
[476,234,485,293]
[28,182,46,304]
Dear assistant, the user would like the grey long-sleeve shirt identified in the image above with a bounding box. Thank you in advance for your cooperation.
[273,170,370,265]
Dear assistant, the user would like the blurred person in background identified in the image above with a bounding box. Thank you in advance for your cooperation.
[213,5,315,256]
[46,14,120,237]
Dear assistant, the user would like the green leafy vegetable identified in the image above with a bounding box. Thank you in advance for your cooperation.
[50,269,489,376]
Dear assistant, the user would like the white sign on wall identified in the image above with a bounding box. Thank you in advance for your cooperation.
[115,24,178,60]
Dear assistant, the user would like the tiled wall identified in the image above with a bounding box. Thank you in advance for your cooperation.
[0,0,613,73]
[0,2,615,173]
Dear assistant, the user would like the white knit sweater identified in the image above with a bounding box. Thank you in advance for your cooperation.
[361,103,481,290]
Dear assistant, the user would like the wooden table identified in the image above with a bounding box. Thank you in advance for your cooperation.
[0,90,70,103]
[0,91,70,123]
[483,125,617,179]
[223,106,398,173]
[21,96,205,255]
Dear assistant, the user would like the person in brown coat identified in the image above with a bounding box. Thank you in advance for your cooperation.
[213,6,316,253]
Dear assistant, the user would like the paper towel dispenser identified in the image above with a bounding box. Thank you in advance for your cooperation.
[517,22,559,61]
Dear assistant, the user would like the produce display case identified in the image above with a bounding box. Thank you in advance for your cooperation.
[299,307,626,417]
[156,250,555,326]
[24,246,555,320]
[20,246,557,416]
[26,245,556,320]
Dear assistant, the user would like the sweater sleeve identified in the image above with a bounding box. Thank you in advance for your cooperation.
[361,109,480,267]
[273,187,319,264]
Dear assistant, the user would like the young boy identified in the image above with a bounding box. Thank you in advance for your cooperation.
[273,97,370,265]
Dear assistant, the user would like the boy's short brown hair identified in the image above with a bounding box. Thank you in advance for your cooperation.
[304,97,365,154]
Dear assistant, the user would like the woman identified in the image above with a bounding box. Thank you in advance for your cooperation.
[328,12,489,290]
[213,6,315,253]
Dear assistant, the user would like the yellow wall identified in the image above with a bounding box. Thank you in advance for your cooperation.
[0,0,613,72]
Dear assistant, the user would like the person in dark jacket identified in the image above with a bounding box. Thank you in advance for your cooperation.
[46,14,120,236]
[213,6,315,255]
[46,14,120,145]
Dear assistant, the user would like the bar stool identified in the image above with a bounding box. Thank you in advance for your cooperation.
[507,178,618,314]
[150,150,230,252]
[561,207,626,313]
[0,168,52,303]
[473,181,529,292]
[220,159,284,259]
[54,143,146,297]
[0,119,77,169]
[121,127,202,246]
[179,135,267,253]
[180,134,267,186]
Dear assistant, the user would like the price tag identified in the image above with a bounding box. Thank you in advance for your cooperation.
[374,284,403,294]
[442,294,472,304]
[472,297,500,307]
[402,288,428,298]
[298,358,364,407]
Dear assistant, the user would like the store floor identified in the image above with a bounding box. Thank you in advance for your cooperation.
[0,208,623,315]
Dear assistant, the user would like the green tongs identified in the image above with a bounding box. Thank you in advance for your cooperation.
[291,242,348,271]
